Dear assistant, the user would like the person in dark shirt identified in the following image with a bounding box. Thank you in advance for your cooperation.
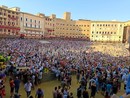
[112,79,118,95]
[83,89,89,98]
[14,76,20,93]
[35,88,44,98]
[77,85,82,98]
[90,82,96,98]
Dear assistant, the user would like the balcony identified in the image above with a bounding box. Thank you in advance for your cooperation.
[0,15,7,18]
[24,27,42,32]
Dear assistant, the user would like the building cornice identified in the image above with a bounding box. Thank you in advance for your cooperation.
[20,12,44,19]
[0,6,19,13]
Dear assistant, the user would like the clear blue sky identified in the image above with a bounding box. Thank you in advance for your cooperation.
[0,0,130,21]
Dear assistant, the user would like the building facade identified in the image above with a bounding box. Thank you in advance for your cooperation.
[44,14,56,38]
[75,19,91,40]
[123,25,130,43]
[55,12,91,40]
[90,21,125,42]
[1,5,130,42]
[0,5,20,37]
[20,12,44,38]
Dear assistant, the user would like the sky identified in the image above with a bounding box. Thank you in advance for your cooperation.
[0,0,130,21]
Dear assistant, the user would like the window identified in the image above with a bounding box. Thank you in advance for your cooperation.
[26,23,27,27]
[8,22,10,25]
[26,18,27,21]
[0,21,2,25]
[8,15,10,18]
[30,19,32,22]
[12,22,15,26]
[21,17,22,21]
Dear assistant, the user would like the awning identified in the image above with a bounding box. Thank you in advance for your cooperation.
[0,25,20,30]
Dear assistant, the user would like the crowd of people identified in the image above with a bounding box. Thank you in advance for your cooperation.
[0,38,130,98]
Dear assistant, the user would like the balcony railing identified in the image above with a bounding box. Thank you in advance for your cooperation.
[24,27,42,32]
[0,15,7,18]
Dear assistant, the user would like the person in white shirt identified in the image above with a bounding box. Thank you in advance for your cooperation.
[24,80,32,97]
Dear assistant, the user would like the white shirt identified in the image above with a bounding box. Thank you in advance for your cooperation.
[24,82,32,91]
